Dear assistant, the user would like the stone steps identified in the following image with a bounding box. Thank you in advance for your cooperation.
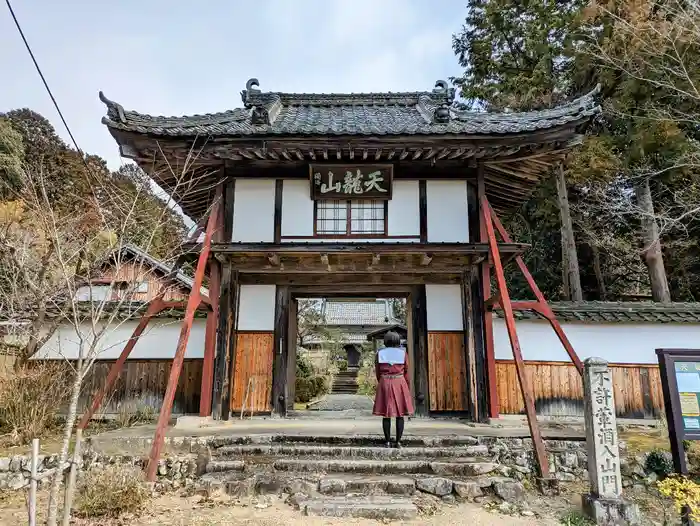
[303,496,418,520]
[318,475,416,495]
[215,444,490,460]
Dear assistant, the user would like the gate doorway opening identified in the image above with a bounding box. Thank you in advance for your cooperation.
[288,292,410,418]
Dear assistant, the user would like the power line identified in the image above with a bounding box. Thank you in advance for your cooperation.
[5,0,85,156]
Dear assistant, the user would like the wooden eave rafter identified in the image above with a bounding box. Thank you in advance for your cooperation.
[110,123,584,221]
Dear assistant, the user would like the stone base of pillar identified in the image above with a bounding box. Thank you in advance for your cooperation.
[582,494,641,525]
[536,477,560,496]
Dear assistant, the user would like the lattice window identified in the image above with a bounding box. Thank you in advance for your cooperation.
[316,200,348,235]
[315,200,386,236]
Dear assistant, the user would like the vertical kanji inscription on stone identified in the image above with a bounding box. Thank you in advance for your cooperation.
[584,357,623,500]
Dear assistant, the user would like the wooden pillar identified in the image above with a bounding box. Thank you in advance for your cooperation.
[199,303,217,416]
[212,178,236,420]
[419,180,428,243]
[461,271,478,420]
[274,179,283,243]
[476,166,499,418]
[286,298,298,411]
[467,180,489,422]
[199,181,225,417]
[411,285,430,416]
[272,285,290,416]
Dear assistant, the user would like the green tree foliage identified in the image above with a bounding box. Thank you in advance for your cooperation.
[0,109,187,258]
[452,0,586,111]
[452,0,700,301]
[0,118,25,199]
[0,108,188,362]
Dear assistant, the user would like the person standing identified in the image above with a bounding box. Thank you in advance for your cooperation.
[372,331,414,447]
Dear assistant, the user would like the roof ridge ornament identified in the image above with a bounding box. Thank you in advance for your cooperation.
[241,78,261,105]
[98,91,126,123]
[432,80,455,123]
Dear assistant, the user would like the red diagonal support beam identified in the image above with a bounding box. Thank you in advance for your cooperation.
[77,298,166,429]
[488,207,583,374]
[146,194,220,482]
[481,195,549,479]
[76,215,211,430]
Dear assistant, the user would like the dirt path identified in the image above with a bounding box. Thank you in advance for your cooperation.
[1,492,562,526]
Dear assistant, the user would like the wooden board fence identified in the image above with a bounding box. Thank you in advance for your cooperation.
[230,332,274,413]
[496,360,663,419]
[31,359,204,416]
[428,332,468,412]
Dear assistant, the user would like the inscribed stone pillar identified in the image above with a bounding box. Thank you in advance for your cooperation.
[582,358,640,525]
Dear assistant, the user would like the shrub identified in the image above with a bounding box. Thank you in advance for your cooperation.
[358,369,377,396]
[75,466,150,518]
[296,354,314,378]
[312,375,328,396]
[645,449,675,479]
[338,359,348,372]
[658,475,700,522]
[0,362,70,445]
[560,510,594,525]
[295,375,329,403]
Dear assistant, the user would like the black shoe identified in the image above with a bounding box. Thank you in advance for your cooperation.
[395,441,402,449]
[384,442,392,448]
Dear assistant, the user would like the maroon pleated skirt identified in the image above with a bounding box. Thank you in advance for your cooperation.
[373,375,414,417]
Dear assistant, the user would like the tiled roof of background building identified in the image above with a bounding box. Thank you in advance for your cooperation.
[496,301,700,323]
[323,299,397,326]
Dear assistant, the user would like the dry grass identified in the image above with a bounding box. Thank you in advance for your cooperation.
[74,466,150,519]
[116,401,157,428]
[0,361,70,445]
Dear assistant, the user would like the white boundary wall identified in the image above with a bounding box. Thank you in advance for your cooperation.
[494,318,700,364]
[34,319,206,360]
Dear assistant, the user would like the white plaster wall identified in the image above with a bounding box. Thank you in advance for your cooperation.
[232,179,275,242]
[280,179,419,241]
[35,319,206,360]
[281,180,314,237]
[426,284,464,331]
[493,319,700,364]
[237,285,276,331]
[426,181,469,243]
[388,180,420,237]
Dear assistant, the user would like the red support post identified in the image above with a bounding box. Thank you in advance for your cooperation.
[77,298,166,429]
[481,195,549,478]
[488,208,584,374]
[146,197,220,481]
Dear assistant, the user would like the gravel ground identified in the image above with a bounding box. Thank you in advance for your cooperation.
[309,394,374,412]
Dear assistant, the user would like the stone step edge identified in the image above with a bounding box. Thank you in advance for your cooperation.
[205,458,533,478]
[303,496,418,520]
[214,444,491,458]
[270,459,508,477]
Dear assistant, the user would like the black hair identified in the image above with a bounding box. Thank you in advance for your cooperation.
[383,330,401,348]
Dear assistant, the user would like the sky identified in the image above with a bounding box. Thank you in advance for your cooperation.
[1,0,467,171]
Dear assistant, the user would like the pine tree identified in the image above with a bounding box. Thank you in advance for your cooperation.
[452,0,587,300]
